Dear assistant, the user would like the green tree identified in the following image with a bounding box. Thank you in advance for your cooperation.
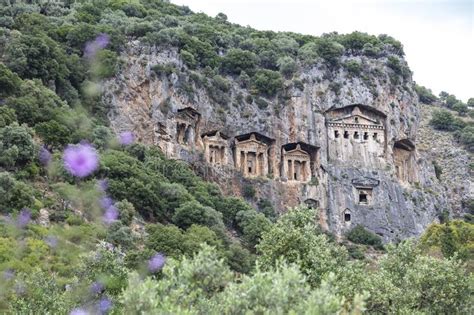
[34,120,71,149]
[252,69,284,96]
[414,84,437,104]
[0,107,17,128]
[257,206,348,286]
[0,123,36,168]
[220,48,258,75]
[0,63,22,98]
[0,172,34,213]
[172,200,223,230]
[277,56,297,78]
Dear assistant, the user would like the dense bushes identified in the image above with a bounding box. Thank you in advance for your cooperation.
[0,123,36,168]
[0,172,34,213]
[252,69,284,96]
[430,109,465,131]
[346,224,383,249]
[414,84,437,104]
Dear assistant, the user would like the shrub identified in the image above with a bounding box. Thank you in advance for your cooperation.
[115,199,136,226]
[252,69,284,96]
[346,225,383,249]
[236,210,272,249]
[0,123,36,168]
[34,120,71,149]
[414,84,437,104]
[220,48,258,75]
[146,223,186,258]
[314,38,344,67]
[456,126,474,152]
[93,49,119,79]
[106,221,135,249]
[0,172,35,213]
[0,107,17,128]
[430,110,457,131]
[257,206,347,286]
[172,200,223,230]
[344,60,362,76]
[0,63,22,98]
[277,56,297,78]
[242,184,256,199]
[452,102,468,116]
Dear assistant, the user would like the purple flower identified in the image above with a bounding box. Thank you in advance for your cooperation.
[63,143,99,178]
[70,308,89,315]
[44,235,58,248]
[118,131,134,146]
[97,297,112,314]
[100,196,113,210]
[103,205,119,225]
[148,253,166,273]
[17,208,31,228]
[2,269,15,281]
[38,146,52,166]
[97,179,108,192]
[84,33,110,59]
[90,281,104,294]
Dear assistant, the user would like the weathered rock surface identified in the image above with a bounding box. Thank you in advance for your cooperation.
[103,41,469,242]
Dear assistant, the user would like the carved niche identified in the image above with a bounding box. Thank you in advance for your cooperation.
[201,131,229,166]
[393,139,417,183]
[234,132,274,178]
[352,176,379,206]
[176,107,201,145]
[281,142,319,182]
[326,105,386,167]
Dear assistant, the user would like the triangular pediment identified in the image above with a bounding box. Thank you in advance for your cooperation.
[351,177,380,188]
[331,114,379,125]
[285,148,310,157]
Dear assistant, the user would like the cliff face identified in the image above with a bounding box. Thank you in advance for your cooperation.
[103,41,454,242]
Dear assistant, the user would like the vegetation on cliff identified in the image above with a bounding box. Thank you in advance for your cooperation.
[0,0,472,313]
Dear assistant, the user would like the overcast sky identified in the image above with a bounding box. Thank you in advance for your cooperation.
[170,0,473,102]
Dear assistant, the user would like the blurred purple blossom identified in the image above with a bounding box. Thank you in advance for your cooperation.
[100,196,114,210]
[97,179,108,192]
[148,253,166,273]
[44,235,58,248]
[84,33,110,59]
[63,143,99,178]
[17,208,31,228]
[39,146,52,166]
[2,269,15,281]
[103,205,119,225]
[98,297,112,314]
[90,281,104,294]
[70,308,89,315]
[118,131,135,146]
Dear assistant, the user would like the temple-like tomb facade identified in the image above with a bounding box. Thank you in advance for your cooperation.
[393,139,417,183]
[281,142,319,182]
[234,132,274,178]
[202,131,229,166]
[176,107,201,145]
[326,105,386,167]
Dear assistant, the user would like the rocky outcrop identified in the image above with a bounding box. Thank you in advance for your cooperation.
[103,41,459,242]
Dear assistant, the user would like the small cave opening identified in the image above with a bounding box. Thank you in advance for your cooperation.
[344,131,349,139]
[359,192,368,204]
[354,131,359,139]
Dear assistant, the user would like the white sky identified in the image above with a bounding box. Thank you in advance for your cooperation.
[171,0,473,102]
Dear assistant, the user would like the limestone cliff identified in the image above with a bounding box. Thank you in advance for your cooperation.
[103,41,464,242]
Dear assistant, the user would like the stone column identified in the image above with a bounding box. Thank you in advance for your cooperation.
[263,150,268,176]
[242,151,248,176]
[235,145,240,170]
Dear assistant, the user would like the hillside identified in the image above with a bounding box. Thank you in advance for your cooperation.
[0,1,472,314]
